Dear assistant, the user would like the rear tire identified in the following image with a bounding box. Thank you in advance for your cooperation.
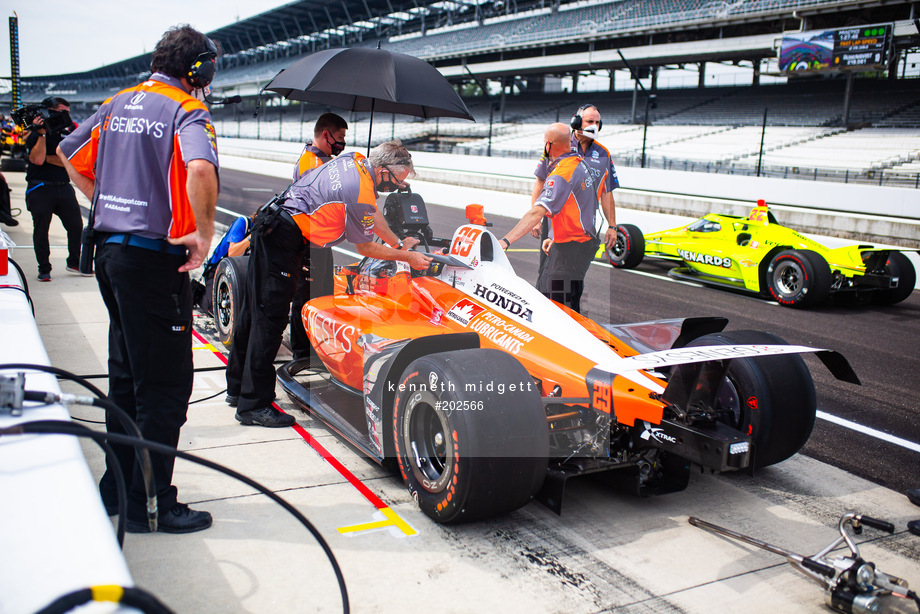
[212,256,249,349]
[685,330,816,468]
[766,249,831,307]
[606,224,645,269]
[871,251,915,306]
[393,349,548,523]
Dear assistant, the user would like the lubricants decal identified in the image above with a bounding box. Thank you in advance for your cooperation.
[678,249,733,268]
[469,312,534,355]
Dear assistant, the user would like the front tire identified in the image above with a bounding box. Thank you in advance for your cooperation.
[393,349,548,524]
[685,330,817,468]
[871,251,915,306]
[212,255,249,349]
[766,249,831,307]
[606,224,645,269]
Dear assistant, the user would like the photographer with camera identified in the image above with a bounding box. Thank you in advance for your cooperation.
[24,97,85,281]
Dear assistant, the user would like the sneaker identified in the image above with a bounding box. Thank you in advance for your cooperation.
[225,394,239,407]
[126,502,212,534]
[236,406,295,428]
[37,272,51,282]
[909,520,920,537]
[65,266,94,276]
[908,489,920,507]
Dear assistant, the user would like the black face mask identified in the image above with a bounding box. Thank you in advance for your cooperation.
[324,132,346,156]
[377,166,404,193]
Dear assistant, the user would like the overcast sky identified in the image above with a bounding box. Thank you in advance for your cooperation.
[2,1,294,77]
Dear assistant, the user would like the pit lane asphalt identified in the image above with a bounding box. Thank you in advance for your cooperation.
[219,166,920,497]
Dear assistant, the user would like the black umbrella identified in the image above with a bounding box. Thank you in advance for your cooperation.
[264,47,474,150]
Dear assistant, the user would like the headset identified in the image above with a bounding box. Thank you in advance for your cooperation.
[187,38,219,89]
[570,103,602,132]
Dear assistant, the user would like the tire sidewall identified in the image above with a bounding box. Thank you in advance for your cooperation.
[767,249,827,307]
[213,256,249,349]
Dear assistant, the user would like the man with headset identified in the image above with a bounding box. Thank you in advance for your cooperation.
[227,141,431,428]
[288,112,348,365]
[531,104,618,273]
[502,122,599,313]
[59,25,220,534]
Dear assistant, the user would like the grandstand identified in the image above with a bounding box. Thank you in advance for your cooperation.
[4,0,920,187]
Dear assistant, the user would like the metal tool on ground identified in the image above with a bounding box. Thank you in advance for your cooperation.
[689,513,919,614]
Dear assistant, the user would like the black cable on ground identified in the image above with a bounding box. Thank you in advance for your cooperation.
[3,363,158,531]
[71,360,290,381]
[0,420,350,614]
[4,257,33,315]
[35,585,174,614]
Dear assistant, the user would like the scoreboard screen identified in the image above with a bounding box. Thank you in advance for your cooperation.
[778,23,892,74]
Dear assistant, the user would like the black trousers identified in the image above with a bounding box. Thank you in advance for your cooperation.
[289,244,334,361]
[95,242,193,520]
[226,217,305,413]
[25,182,83,274]
[537,236,600,313]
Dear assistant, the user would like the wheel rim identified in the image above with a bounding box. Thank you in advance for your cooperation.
[215,278,232,332]
[714,377,743,428]
[772,260,804,298]
[607,233,627,264]
[404,393,452,493]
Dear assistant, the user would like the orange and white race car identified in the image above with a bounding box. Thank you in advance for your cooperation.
[278,193,859,524]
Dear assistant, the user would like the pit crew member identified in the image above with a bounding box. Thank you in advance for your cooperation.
[58,25,220,534]
[226,140,431,428]
[531,104,618,272]
[502,122,600,313]
[290,112,348,363]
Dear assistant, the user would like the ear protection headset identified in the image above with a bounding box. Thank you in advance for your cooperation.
[187,38,219,89]
[570,104,602,132]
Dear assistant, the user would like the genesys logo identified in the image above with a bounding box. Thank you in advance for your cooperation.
[446,298,485,326]
[679,249,733,269]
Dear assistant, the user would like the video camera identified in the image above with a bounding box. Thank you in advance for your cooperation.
[10,103,75,136]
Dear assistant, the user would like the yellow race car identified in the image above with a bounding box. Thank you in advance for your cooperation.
[606,200,916,308]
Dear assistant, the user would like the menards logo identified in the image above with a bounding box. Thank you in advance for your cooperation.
[678,249,733,268]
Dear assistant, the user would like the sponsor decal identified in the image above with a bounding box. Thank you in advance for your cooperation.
[411,205,418,213]
[306,310,356,352]
[106,115,166,138]
[473,284,533,321]
[592,150,600,159]
[740,258,757,268]
[468,311,534,355]
[639,421,678,445]
[678,249,733,268]
[361,213,374,228]
[124,91,146,110]
[446,298,485,326]
[620,344,790,368]
[429,308,444,326]
[488,282,529,305]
